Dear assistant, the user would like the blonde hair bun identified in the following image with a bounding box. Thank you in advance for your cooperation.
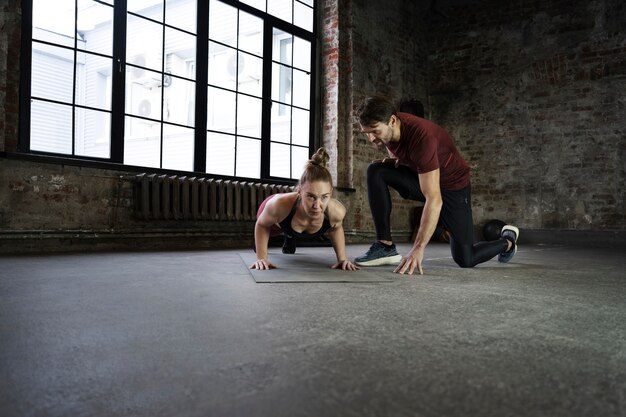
[299,147,332,185]
[309,147,330,168]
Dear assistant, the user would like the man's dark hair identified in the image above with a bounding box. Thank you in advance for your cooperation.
[399,99,425,118]
[356,96,396,127]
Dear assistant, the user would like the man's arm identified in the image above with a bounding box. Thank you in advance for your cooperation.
[394,168,443,275]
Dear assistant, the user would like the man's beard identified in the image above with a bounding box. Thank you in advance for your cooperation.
[373,140,386,151]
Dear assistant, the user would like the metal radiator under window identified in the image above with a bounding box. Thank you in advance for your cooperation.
[134,174,294,221]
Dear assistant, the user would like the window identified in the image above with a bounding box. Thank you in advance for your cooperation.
[22,0,316,181]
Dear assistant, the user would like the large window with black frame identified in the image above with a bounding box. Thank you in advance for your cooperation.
[22,0,316,181]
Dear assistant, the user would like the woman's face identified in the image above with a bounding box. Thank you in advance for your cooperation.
[298,181,333,219]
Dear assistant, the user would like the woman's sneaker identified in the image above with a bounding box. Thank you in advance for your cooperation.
[355,241,402,266]
[282,235,296,254]
[498,225,519,263]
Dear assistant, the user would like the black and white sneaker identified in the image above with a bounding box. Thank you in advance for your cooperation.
[498,225,519,263]
[355,241,402,266]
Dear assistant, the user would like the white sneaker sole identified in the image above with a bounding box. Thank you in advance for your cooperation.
[501,225,519,241]
[355,254,402,267]
[499,225,519,263]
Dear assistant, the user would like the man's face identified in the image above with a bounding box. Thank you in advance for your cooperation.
[360,118,394,151]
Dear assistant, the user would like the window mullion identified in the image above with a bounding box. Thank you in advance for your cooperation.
[194,0,209,172]
[110,0,128,163]
[260,21,273,179]
[18,0,34,152]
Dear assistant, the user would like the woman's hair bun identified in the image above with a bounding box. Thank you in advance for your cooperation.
[310,147,329,168]
[299,147,332,186]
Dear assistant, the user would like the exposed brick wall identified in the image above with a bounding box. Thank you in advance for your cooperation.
[0,1,21,153]
[427,0,626,230]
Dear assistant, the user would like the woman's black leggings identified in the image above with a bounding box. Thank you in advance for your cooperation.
[366,163,509,268]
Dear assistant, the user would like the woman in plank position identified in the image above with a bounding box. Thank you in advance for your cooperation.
[251,147,359,271]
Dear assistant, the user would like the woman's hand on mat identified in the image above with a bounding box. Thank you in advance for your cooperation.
[331,260,360,271]
[250,259,276,270]
[394,247,424,275]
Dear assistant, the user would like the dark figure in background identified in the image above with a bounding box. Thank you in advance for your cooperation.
[399,98,425,118]
[354,95,520,275]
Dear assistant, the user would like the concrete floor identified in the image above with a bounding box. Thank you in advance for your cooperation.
[0,242,625,417]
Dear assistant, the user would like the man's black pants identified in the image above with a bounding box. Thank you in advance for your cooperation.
[366,163,509,268]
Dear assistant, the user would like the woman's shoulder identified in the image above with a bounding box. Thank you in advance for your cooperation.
[327,198,346,222]
[265,192,298,214]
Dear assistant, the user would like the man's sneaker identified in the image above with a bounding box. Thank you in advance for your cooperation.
[355,241,402,266]
[498,225,519,263]
[282,235,296,254]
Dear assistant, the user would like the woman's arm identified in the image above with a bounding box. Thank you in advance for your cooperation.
[327,199,359,271]
[250,193,294,270]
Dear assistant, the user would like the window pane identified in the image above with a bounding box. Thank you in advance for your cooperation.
[165,27,197,80]
[163,124,194,171]
[272,28,292,65]
[236,95,262,138]
[27,0,315,177]
[268,0,292,23]
[126,67,163,120]
[292,69,310,109]
[271,62,292,104]
[294,1,313,32]
[166,0,197,34]
[270,142,290,177]
[207,132,235,176]
[208,42,236,90]
[237,52,263,97]
[126,15,163,73]
[124,116,161,168]
[32,0,75,40]
[239,11,263,56]
[32,44,74,104]
[164,77,195,126]
[293,36,310,72]
[291,145,309,179]
[77,0,113,56]
[292,107,309,146]
[128,0,164,22]
[30,100,73,154]
[76,52,112,111]
[207,87,236,134]
[240,0,265,12]
[271,103,291,144]
[236,137,261,178]
[75,108,110,158]
[209,0,237,47]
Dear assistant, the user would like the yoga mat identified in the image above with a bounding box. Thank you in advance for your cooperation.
[239,251,397,283]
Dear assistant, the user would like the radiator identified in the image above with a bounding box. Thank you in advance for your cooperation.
[134,174,294,221]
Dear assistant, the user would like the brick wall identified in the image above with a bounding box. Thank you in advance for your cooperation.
[427,0,626,230]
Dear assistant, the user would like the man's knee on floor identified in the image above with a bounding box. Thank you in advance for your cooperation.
[452,253,475,268]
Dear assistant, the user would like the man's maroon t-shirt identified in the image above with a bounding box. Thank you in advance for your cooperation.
[386,112,470,191]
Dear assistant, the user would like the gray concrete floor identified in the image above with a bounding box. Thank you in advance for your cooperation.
[1,242,625,417]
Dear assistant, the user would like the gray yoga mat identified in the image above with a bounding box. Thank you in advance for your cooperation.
[239,251,397,283]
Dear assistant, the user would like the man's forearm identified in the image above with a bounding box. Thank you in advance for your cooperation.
[413,199,442,249]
